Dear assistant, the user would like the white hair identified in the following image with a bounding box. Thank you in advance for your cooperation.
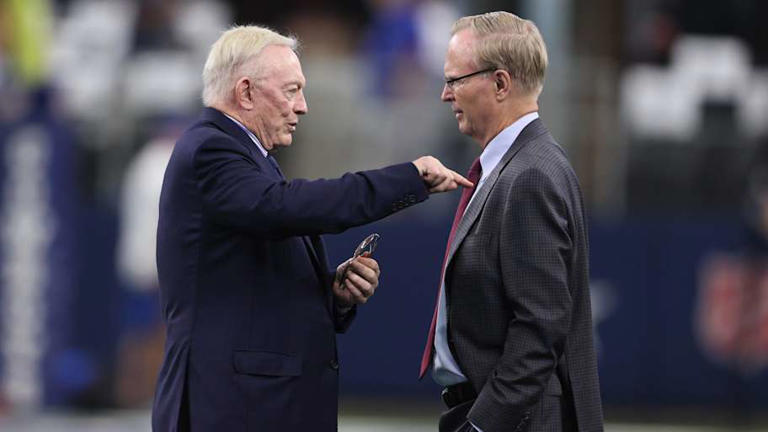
[202,25,297,107]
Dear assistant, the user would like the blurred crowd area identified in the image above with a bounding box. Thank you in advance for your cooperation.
[1,0,768,428]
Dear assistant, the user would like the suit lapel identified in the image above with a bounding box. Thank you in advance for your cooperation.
[303,236,324,278]
[200,107,285,184]
[445,119,549,268]
[309,236,336,315]
[201,108,260,159]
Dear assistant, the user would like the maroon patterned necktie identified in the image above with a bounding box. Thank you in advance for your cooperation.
[420,157,482,378]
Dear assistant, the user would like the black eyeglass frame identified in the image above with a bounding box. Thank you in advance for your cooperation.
[444,68,496,89]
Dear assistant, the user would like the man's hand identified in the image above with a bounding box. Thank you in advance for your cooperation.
[412,156,474,193]
[332,254,380,308]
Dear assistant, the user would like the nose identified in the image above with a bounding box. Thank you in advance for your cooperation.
[440,84,453,102]
[295,89,308,115]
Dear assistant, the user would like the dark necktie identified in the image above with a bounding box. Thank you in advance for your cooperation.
[266,154,285,179]
[419,157,482,378]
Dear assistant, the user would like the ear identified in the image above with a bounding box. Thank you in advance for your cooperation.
[493,70,513,101]
[234,77,255,110]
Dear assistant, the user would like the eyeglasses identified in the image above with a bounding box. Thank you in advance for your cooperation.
[444,68,495,90]
[338,233,380,291]
[353,233,380,258]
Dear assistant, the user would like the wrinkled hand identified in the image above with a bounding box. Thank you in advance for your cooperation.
[412,156,473,193]
[332,254,381,307]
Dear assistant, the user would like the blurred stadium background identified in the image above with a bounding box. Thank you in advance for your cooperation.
[1,0,768,430]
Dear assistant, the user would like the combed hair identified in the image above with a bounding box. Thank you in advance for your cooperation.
[452,12,547,95]
[202,25,298,107]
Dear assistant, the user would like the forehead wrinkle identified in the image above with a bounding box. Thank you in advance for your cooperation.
[251,45,300,81]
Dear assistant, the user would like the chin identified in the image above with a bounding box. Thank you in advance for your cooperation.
[276,136,293,147]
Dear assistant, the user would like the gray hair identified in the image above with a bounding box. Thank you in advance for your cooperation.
[202,25,297,107]
[452,12,548,95]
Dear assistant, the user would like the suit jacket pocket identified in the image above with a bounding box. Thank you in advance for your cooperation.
[232,350,302,377]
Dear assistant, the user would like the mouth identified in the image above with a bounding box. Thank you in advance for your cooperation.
[287,122,297,132]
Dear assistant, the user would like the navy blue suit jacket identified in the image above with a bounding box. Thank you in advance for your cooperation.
[152,108,428,431]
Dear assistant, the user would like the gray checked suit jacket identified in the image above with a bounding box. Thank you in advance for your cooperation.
[444,119,603,432]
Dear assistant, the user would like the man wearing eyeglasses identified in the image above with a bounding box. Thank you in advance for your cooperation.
[152,25,472,432]
[419,12,604,432]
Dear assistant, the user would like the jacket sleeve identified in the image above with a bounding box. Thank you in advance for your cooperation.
[468,168,573,432]
[333,301,358,333]
[319,269,357,333]
[192,135,429,238]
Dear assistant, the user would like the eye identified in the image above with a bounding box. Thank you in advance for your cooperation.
[284,86,300,99]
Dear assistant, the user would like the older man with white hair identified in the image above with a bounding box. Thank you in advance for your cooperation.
[152,25,470,432]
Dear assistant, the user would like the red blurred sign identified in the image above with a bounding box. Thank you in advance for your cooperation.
[696,254,768,372]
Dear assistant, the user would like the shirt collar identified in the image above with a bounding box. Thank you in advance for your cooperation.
[479,111,539,182]
[222,113,269,158]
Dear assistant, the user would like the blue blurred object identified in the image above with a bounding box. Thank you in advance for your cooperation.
[362,2,418,98]
[47,348,99,396]
[0,86,80,408]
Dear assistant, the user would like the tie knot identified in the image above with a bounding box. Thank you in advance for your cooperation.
[467,158,482,184]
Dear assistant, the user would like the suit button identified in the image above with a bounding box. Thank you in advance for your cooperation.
[329,360,339,370]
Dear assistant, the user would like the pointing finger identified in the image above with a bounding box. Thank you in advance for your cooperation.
[451,170,474,188]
